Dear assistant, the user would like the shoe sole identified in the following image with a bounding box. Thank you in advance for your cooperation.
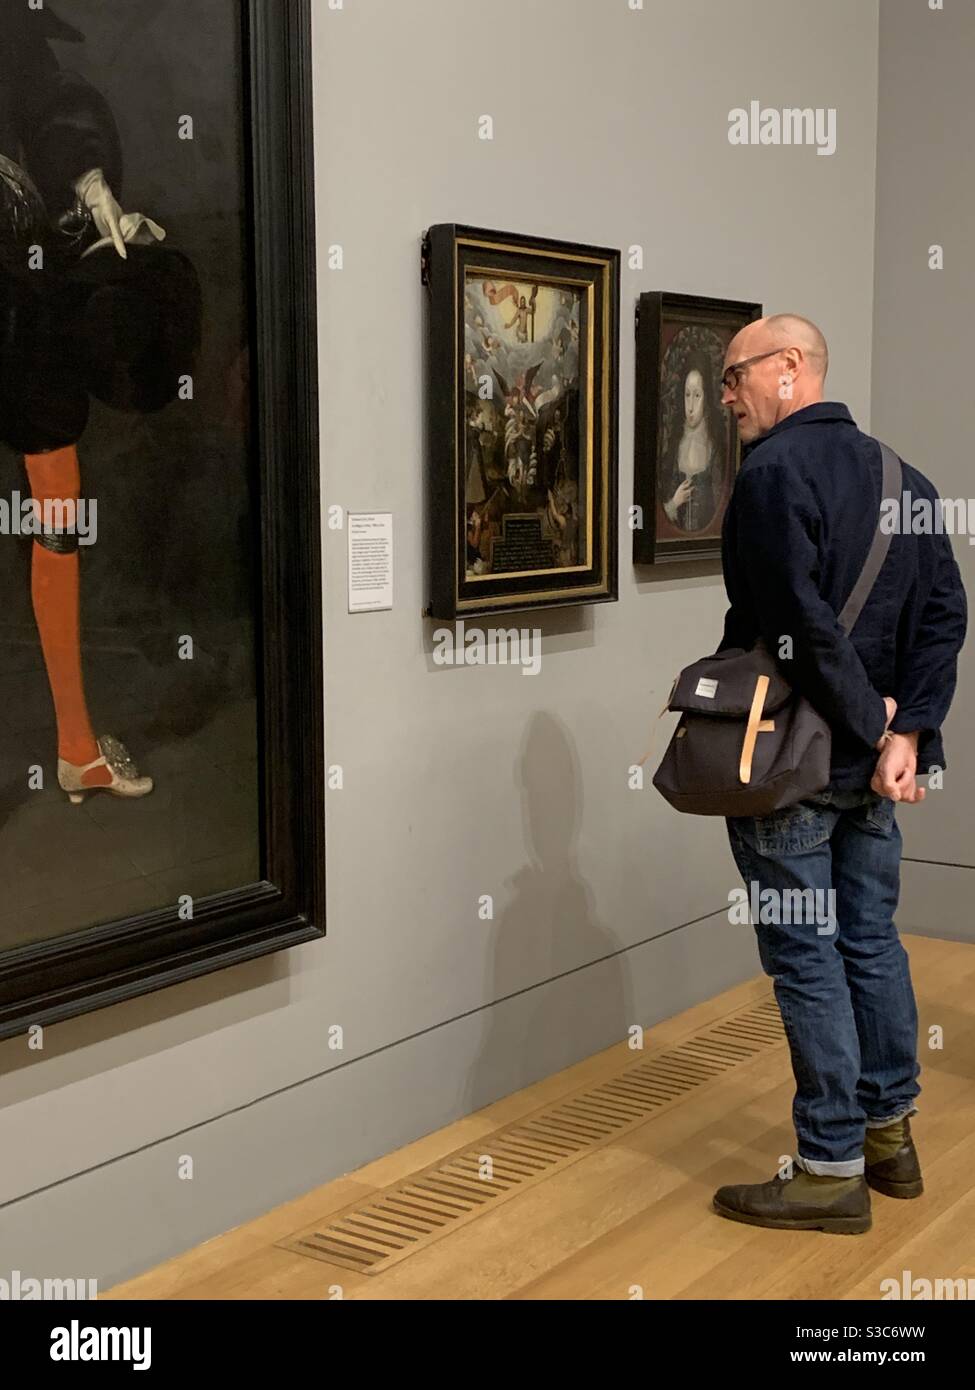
[865,1173,923,1199]
[712,1198,871,1234]
[66,785,154,805]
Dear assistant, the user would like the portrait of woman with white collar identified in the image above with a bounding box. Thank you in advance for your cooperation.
[660,340,728,538]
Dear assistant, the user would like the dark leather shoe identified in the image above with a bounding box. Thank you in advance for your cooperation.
[865,1117,923,1199]
[713,1168,871,1234]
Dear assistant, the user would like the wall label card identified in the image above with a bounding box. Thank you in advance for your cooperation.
[348,512,393,612]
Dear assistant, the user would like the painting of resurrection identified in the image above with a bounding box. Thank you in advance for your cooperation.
[463,276,584,576]
[426,225,619,618]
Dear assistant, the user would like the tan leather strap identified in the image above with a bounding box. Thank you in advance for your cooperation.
[637,698,677,768]
[636,674,680,768]
[739,674,775,784]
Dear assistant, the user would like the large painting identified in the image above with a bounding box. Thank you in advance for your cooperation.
[0,0,324,1039]
[633,292,761,564]
[424,224,619,618]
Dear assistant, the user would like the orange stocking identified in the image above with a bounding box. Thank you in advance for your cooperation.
[24,446,111,787]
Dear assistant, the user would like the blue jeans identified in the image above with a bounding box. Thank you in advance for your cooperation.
[726,788,920,1176]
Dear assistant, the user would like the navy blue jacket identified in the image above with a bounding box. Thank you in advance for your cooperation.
[719,402,968,790]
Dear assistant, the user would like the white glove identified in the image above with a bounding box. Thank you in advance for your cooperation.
[74,168,166,260]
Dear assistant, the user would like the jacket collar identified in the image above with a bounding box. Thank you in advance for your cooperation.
[756,401,855,443]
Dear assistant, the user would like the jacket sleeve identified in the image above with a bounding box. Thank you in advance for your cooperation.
[730,461,889,749]
[890,528,967,754]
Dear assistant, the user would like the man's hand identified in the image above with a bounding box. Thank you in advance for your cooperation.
[871,729,926,803]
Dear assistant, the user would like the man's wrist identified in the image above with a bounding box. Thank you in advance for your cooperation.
[876,730,920,759]
[873,694,894,751]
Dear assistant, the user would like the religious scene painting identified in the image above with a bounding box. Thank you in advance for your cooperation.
[463,276,584,577]
[633,292,761,564]
[425,224,619,619]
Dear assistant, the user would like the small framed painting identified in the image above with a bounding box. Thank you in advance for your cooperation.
[633,292,762,565]
[423,223,619,618]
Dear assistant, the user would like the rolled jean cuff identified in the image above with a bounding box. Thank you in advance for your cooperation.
[796,1154,864,1177]
[865,1104,918,1129]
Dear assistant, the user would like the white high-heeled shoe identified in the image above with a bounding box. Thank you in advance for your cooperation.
[58,735,153,804]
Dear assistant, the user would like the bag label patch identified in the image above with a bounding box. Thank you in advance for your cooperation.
[695,678,718,698]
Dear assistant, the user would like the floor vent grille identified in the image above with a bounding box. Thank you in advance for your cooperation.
[278,995,785,1275]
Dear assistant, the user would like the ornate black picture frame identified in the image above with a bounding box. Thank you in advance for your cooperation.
[0,0,324,1041]
[633,291,761,565]
[423,223,619,619]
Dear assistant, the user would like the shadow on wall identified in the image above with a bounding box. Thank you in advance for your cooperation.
[465,710,633,1115]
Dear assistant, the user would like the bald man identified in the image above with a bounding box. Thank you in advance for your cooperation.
[711,315,967,1234]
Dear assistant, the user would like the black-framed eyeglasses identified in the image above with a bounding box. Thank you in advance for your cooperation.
[721,348,784,393]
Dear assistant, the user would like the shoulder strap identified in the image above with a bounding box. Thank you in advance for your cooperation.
[837,441,902,636]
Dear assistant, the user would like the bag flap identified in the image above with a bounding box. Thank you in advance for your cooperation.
[667,646,793,716]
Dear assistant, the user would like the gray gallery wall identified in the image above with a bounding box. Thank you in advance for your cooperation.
[0,0,884,1289]
[871,0,975,943]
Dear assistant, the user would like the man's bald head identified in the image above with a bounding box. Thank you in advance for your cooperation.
[722,313,830,442]
[764,314,829,379]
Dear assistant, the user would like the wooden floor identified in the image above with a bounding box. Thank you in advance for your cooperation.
[106,934,975,1300]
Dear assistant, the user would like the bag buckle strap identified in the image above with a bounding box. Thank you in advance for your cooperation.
[637,673,679,768]
[739,674,775,784]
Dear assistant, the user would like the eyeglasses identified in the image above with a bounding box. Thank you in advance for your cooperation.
[721,348,784,393]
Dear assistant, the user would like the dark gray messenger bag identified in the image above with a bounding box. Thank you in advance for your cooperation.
[652,442,902,818]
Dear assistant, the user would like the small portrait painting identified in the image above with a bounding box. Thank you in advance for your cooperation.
[657,326,730,540]
[634,293,761,564]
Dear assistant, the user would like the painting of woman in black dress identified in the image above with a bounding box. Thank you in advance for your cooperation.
[658,330,728,539]
[634,293,760,564]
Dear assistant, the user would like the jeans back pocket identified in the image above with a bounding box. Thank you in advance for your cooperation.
[863,794,897,834]
[734,801,830,857]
